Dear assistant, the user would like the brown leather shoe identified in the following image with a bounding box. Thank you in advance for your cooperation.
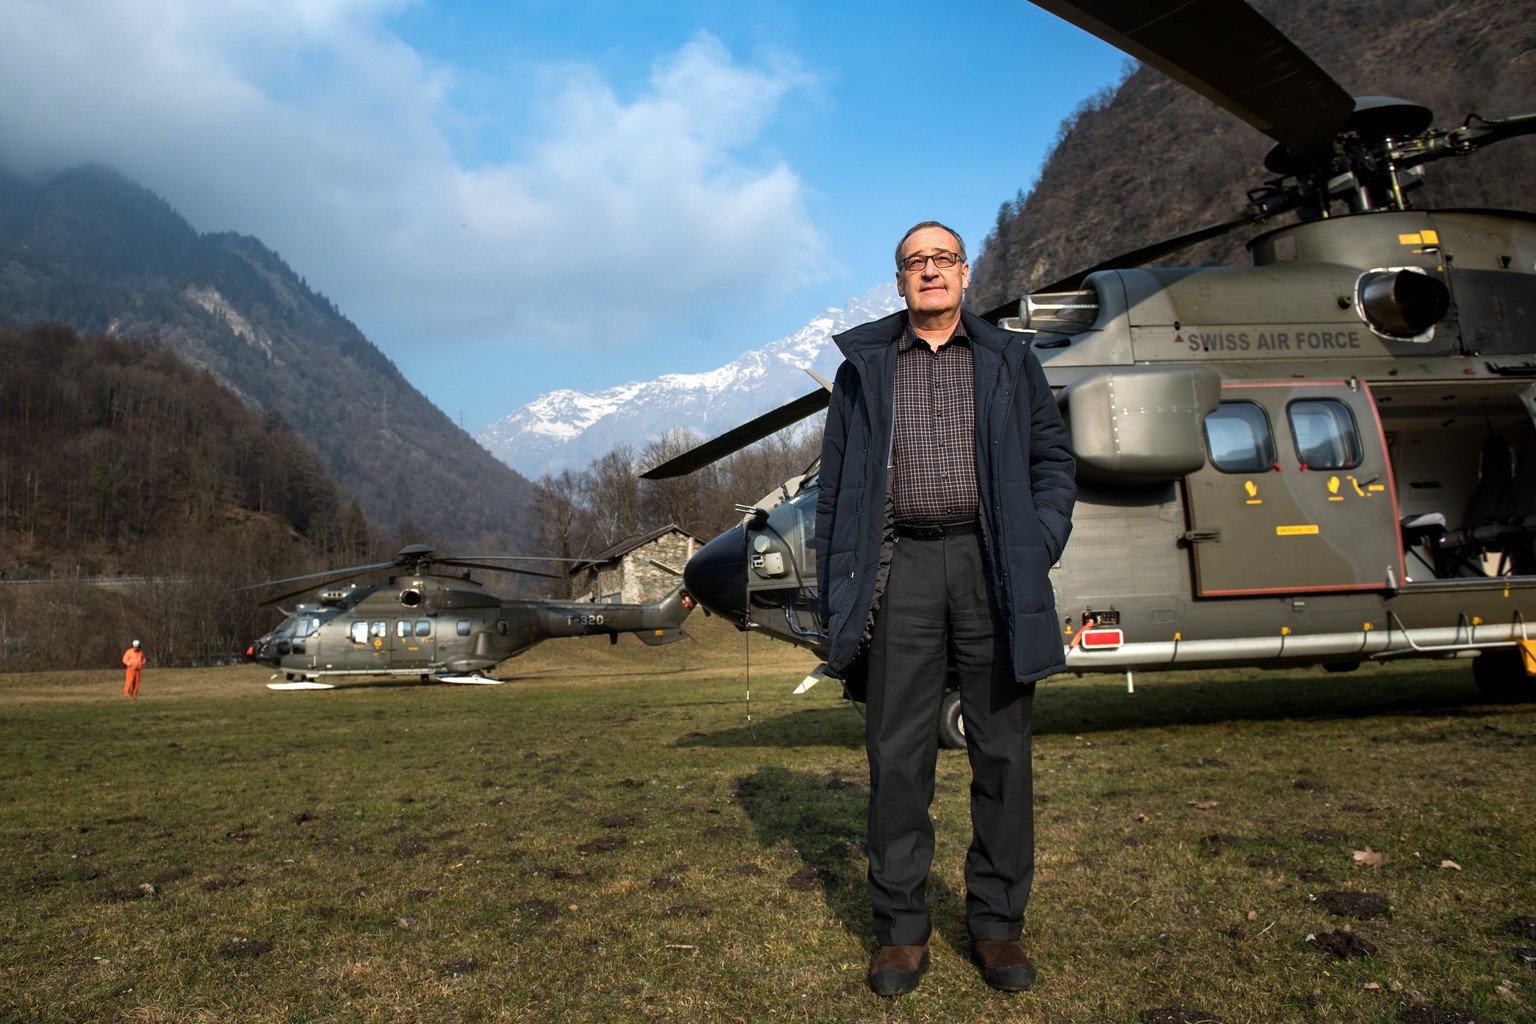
[971,939,1036,991]
[868,943,930,996]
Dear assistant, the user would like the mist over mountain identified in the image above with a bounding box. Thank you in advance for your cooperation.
[479,284,902,478]
[0,165,533,551]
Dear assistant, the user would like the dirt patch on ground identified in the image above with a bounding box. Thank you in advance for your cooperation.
[576,835,627,855]
[392,834,430,859]
[512,899,559,921]
[217,937,274,958]
[1308,929,1377,958]
[1313,890,1390,919]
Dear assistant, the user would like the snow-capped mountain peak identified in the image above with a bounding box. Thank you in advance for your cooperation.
[478,282,901,478]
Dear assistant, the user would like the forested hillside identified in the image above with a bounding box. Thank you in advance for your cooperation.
[0,165,534,551]
[969,0,1536,310]
[0,323,362,669]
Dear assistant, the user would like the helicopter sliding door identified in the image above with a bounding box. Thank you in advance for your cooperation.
[1185,382,1402,595]
[391,618,437,673]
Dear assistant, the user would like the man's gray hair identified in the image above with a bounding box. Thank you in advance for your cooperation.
[895,221,967,266]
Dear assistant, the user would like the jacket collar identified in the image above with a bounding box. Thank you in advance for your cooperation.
[833,308,1021,359]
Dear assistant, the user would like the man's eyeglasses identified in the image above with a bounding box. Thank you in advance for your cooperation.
[898,251,963,273]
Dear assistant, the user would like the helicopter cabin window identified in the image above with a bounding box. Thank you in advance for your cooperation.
[1204,402,1277,474]
[349,621,368,644]
[370,621,387,639]
[414,620,431,637]
[1288,399,1362,470]
[497,620,509,636]
[396,620,412,639]
[457,619,472,636]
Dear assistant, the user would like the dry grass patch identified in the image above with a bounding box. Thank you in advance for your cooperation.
[1,633,1531,1022]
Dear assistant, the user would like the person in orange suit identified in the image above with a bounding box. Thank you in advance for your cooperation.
[122,640,145,697]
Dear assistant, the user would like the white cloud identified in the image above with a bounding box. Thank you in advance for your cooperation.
[0,0,827,364]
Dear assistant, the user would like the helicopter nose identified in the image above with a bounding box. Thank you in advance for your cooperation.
[683,524,748,623]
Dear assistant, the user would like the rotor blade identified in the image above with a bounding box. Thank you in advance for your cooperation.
[805,368,834,391]
[433,559,563,579]
[446,554,588,563]
[256,571,376,607]
[640,388,831,479]
[230,561,396,594]
[1395,112,1536,169]
[1032,0,1353,153]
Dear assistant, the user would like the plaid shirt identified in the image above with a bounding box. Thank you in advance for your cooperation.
[891,319,979,522]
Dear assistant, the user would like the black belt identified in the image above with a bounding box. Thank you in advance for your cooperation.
[894,518,980,540]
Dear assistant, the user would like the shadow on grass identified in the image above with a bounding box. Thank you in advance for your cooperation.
[680,662,1514,747]
[733,765,966,951]
[676,704,864,749]
[1040,663,1508,735]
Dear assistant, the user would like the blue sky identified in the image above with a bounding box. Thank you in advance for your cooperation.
[0,0,1127,432]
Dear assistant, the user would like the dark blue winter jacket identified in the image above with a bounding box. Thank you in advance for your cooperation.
[814,309,1076,691]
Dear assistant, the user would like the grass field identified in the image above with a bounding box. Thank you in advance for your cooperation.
[2,616,1533,1023]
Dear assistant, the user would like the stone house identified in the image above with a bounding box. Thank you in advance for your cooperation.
[570,524,704,604]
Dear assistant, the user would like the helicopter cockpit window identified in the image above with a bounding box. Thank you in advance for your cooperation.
[1204,402,1277,474]
[1288,399,1362,470]
[275,616,320,640]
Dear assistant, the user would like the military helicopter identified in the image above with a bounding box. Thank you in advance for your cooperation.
[244,544,695,689]
[644,0,1536,745]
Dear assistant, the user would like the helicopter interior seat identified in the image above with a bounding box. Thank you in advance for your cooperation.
[1437,435,1536,575]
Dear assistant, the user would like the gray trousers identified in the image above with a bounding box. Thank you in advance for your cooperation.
[864,528,1036,945]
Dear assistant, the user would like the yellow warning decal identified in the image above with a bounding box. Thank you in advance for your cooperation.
[1423,229,1439,244]
[1276,524,1320,536]
[1398,233,1421,245]
[1398,230,1440,246]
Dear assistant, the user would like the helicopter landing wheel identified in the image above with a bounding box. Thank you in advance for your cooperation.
[939,689,967,750]
[1471,648,1536,702]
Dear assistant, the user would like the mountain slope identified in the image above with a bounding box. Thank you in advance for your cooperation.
[480,284,901,478]
[0,165,533,550]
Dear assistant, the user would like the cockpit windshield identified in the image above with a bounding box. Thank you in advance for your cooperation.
[269,609,327,641]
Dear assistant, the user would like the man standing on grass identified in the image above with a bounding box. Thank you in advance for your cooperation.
[123,639,145,698]
[815,220,1075,995]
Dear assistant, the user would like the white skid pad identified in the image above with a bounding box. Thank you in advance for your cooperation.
[267,681,336,690]
[436,674,505,685]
